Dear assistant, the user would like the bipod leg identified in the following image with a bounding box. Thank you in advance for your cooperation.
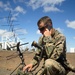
[10,63,21,75]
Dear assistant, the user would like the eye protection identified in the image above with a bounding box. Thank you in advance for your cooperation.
[38,26,46,31]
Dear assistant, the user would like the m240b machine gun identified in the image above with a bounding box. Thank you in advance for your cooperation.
[10,41,46,75]
[10,42,30,75]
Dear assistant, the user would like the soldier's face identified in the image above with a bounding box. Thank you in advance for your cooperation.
[38,22,46,34]
[38,22,51,36]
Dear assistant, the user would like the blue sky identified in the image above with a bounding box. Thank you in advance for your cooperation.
[0,0,75,52]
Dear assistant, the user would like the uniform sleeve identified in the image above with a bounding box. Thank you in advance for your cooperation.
[30,36,43,66]
[50,34,66,60]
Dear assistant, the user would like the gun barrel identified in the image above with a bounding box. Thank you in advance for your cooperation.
[31,41,43,50]
[11,42,29,48]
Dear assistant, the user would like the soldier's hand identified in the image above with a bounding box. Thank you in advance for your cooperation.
[23,64,33,72]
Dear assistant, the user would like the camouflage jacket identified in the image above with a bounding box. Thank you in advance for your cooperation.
[30,29,67,66]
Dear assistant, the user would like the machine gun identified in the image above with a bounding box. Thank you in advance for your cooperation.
[10,42,30,75]
[10,41,46,75]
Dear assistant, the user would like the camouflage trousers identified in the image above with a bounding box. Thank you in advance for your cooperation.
[36,59,66,75]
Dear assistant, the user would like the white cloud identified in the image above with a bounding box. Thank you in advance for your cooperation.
[56,27,64,33]
[65,20,75,29]
[0,29,7,36]
[10,6,26,21]
[73,37,75,40]
[13,0,25,3]
[0,1,25,13]
[0,1,26,20]
[0,28,27,38]
[43,6,60,12]
[27,0,65,12]
[0,1,3,8]
[15,6,26,14]
[11,13,19,21]
[27,0,41,10]
[0,1,11,11]
[36,30,41,35]
[16,29,28,34]
[0,29,14,38]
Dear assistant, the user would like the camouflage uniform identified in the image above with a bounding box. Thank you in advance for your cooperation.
[30,29,75,75]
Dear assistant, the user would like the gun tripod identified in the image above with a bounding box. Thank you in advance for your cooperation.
[10,42,28,75]
[10,62,25,75]
[10,41,43,75]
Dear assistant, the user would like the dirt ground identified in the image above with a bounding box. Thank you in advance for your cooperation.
[0,50,75,75]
